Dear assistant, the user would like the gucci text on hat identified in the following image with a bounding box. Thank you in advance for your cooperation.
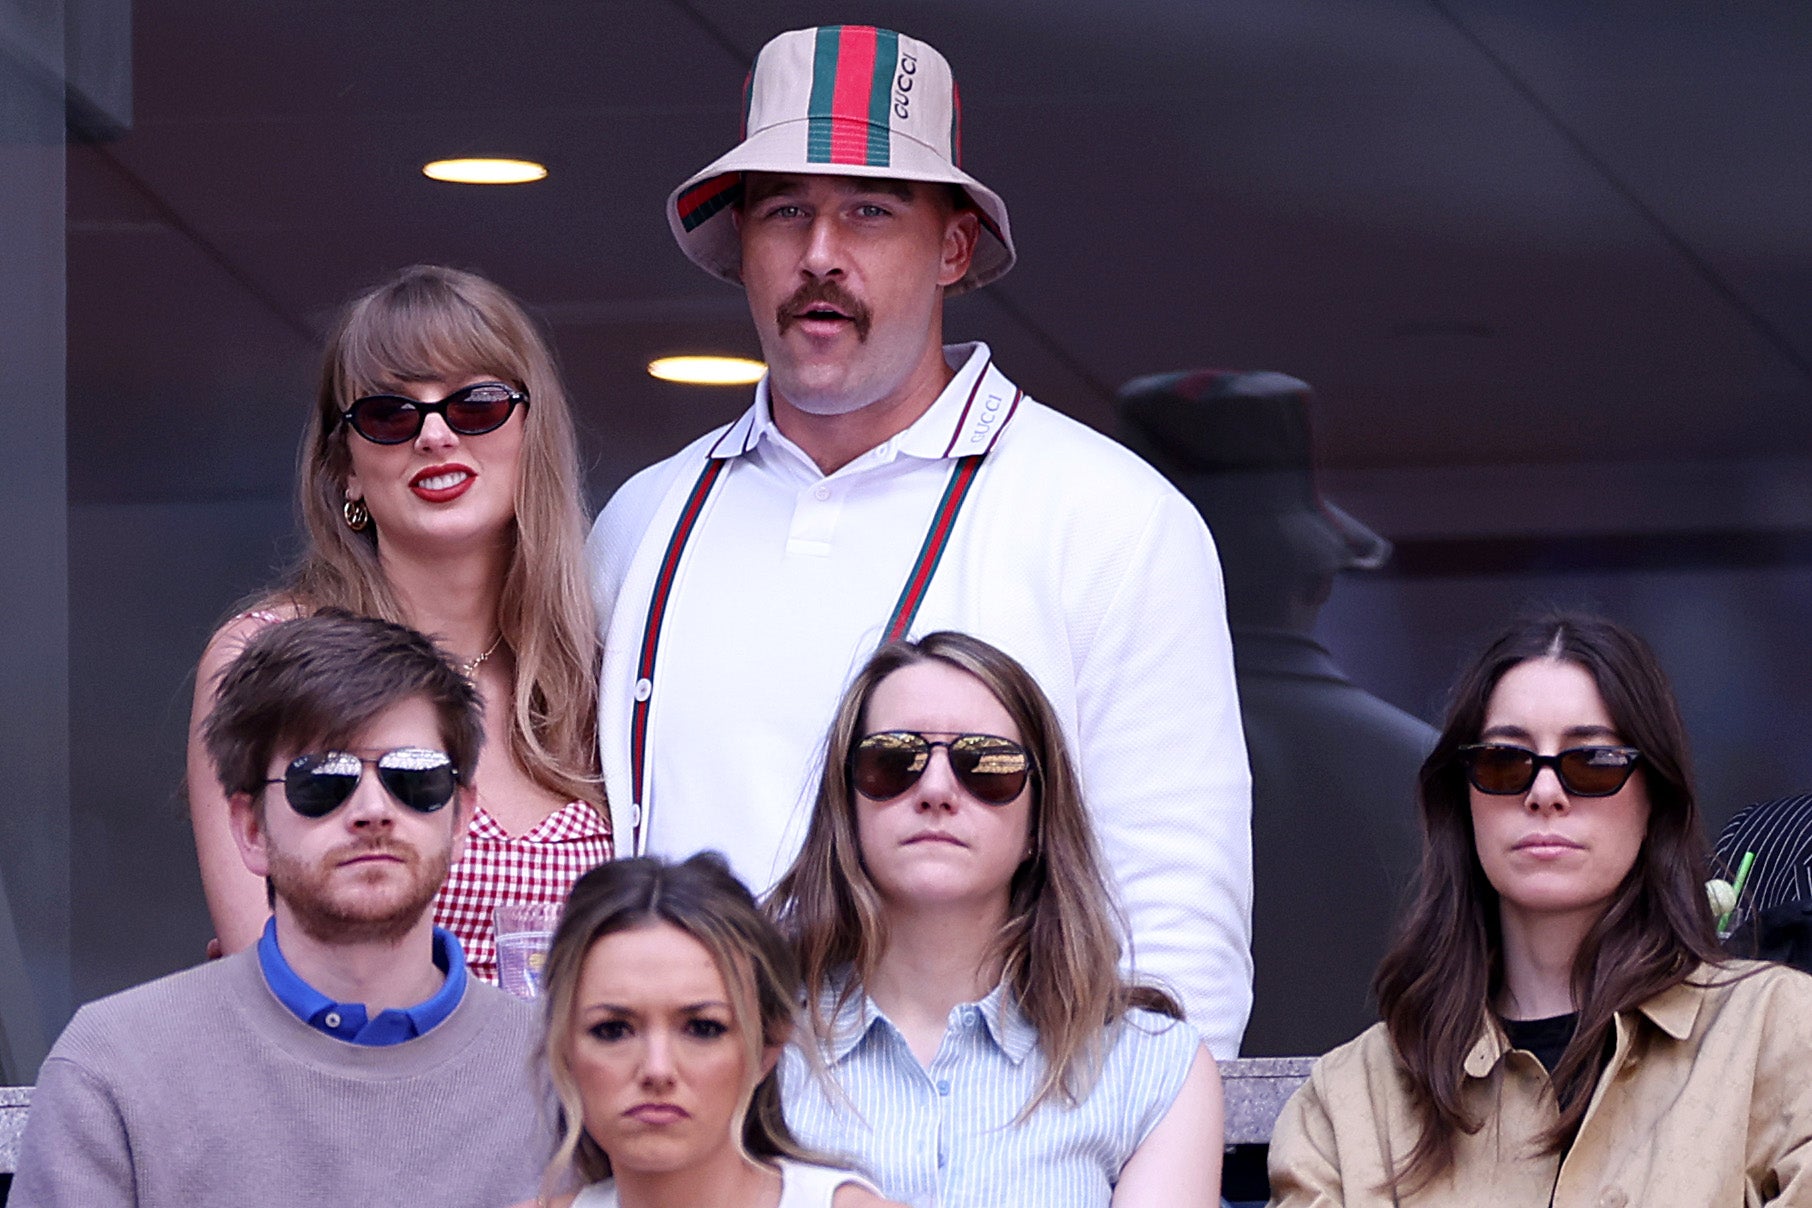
[668,25,1016,294]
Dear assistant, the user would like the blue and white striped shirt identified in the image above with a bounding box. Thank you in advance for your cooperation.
[780,981,1203,1208]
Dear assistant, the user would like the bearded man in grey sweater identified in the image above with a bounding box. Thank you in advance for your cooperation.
[13,614,550,1208]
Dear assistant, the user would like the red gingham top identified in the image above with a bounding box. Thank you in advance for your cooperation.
[433,800,612,983]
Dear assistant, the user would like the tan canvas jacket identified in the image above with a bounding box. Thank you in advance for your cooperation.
[1268,961,1812,1207]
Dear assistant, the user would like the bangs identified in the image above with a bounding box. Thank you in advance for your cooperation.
[336,276,523,398]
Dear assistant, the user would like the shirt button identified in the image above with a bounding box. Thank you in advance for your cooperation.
[812,484,830,501]
[963,1008,979,1027]
[1598,1191,1628,1208]
[937,1079,951,1095]
[633,677,652,702]
[323,1011,342,1028]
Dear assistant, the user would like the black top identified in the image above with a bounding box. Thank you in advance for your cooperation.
[1502,1011,1578,1075]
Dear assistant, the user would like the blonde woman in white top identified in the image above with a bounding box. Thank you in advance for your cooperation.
[517,854,903,1208]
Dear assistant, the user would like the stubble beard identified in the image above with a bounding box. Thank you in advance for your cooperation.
[270,838,451,946]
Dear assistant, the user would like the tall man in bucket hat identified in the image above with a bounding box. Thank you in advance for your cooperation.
[587,25,1254,1053]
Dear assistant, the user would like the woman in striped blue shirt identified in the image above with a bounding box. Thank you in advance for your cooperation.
[768,632,1223,1208]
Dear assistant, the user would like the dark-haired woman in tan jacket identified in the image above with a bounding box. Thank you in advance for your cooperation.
[1269,613,1812,1207]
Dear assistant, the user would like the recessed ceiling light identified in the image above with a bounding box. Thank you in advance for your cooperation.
[648,356,767,385]
[422,158,548,185]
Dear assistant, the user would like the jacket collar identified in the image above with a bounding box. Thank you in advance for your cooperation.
[1461,965,1712,1078]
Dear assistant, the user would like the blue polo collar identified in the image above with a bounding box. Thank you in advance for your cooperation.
[256,917,467,1046]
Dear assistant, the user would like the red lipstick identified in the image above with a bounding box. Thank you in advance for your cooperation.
[409,463,475,503]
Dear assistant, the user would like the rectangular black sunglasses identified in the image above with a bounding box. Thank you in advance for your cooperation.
[1458,743,1642,797]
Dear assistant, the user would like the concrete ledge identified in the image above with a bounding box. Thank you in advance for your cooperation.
[1220,1056,1313,1146]
[0,1064,1314,1173]
[1,1085,29,1174]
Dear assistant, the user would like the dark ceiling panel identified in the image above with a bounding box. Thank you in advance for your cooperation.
[64,0,1812,529]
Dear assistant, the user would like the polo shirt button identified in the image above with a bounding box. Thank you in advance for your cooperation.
[1598,1191,1628,1208]
[812,484,830,501]
[634,678,652,702]
[324,1011,342,1028]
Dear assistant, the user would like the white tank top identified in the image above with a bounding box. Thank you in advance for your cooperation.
[571,1159,876,1208]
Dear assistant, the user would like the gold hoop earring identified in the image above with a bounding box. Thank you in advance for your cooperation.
[343,497,371,532]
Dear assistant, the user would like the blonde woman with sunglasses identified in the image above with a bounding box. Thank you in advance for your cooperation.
[768,632,1222,1208]
[186,265,606,982]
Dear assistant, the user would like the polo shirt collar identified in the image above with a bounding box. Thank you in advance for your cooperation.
[710,342,1020,464]
[817,975,1038,1067]
[256,916,468,1046]
[974,981,1040,1066]
[819,979,888,1064]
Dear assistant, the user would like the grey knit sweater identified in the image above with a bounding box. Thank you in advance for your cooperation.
[11,948,551,1207]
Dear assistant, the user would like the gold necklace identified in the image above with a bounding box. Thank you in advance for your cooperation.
[460,634,503,678]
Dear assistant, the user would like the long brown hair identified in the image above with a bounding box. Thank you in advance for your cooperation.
[271,264,598,805]
[767,631,1179,1116]
[537,854,817,1191]
[1373,612,1724,1194]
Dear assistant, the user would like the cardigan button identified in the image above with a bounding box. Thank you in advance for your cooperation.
[634,678,652,702]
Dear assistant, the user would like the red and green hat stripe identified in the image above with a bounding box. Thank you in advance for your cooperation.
[675,172,742,233]
[806,24,899,167]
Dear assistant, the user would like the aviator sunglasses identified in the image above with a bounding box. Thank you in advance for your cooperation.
[262,748,459,818]
[340,381,529,445]
[851,731,1035,806]
[1457,743,1643,798]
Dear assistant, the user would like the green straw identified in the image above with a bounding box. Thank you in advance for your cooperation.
[1718,850,1756,933]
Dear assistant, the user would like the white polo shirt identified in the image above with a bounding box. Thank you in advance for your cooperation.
[588,343,1253,1055]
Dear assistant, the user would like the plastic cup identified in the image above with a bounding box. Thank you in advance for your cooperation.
[494,901,563,1000]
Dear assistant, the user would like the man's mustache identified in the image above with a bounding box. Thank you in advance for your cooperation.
[326,838,417,866]
[776,281,873,341]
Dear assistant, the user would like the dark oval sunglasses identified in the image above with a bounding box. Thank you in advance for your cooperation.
[262,748,459,818]
[1458,743,1643,798]
[340,381,528,445]
[850,731,1035,806]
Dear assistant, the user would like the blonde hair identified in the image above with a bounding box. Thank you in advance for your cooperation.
[767,631,1181,1115]
[275,264,599,804]
[537,855,816,1191]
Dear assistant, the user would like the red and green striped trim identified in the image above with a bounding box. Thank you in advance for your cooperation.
[675,173,743,233]
[740,50,760,139]
[950,79,962,166]
[806,25,899,167]
[631,444,990,826]
[630,458,729,815]
[884,454,985,643]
